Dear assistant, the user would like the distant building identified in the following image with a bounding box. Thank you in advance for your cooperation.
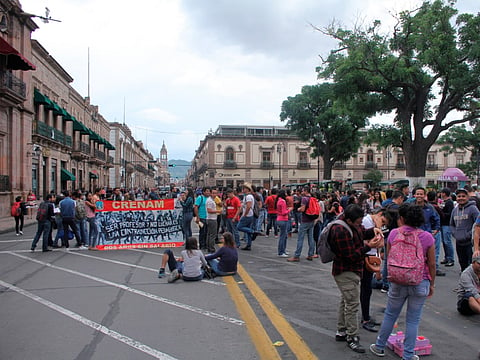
[188,125,470,190]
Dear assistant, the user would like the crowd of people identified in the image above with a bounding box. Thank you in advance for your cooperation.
[12,182,480,358]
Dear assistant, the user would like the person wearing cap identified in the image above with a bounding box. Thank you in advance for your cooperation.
[237,183,256,250]
[450,188,480,272]
[457,255,480,315]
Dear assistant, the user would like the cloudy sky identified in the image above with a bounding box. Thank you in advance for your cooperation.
[20,0,478,161]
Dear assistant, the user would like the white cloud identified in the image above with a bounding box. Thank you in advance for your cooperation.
[20,0,480,161]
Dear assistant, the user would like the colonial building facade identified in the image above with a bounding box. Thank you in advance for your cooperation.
[0,0,163,217]
[188,125,470,190]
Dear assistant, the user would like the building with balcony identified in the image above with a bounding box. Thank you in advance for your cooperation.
[188,125,471,190]
[109,122,156,190]
[0,0,37,216]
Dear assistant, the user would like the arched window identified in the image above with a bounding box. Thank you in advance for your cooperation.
[225,147,234,161]
[367,149,374,162]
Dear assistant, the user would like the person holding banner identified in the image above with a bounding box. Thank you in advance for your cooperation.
[157,236,209,282]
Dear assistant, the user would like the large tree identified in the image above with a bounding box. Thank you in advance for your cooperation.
[280,83,365,180]
[317,0,480,184]
[438,121,480,179]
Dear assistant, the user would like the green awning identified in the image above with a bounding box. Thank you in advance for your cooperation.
[88,129,101,142]
[63,111,75,122]
[61,168,76,181]
[72,119,90,135]
[33,89,52,106]
[89,172,99,179]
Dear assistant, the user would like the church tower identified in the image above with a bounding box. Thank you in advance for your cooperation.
[160,141,168,169]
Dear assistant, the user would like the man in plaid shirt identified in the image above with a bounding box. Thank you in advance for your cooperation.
[330,204,384,353]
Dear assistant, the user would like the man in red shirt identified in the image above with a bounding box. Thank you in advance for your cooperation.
[265,188,278,237]
[225,188,242,248]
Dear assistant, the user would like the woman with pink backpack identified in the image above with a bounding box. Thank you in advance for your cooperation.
[370,203,436,360]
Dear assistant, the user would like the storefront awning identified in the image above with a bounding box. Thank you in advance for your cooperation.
[33,89,52,106]
[0,37,36,70]
[61,168,76,182]
[89,172,99,179]
[72,119,90,135]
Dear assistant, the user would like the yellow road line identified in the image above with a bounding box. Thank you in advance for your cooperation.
[237,264,319,360]
[224,275,281,360]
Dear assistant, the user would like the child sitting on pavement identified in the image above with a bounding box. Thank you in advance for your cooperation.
[205,232,238,276]
[158,236,209,283]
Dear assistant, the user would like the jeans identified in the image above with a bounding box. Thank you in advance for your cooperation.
[207,258,236,276]
[441,225,454,262]
[256,208,266,232]
[434,230,442,269]
[182,211,193,240]
[277,220,288,255]
[266,213,278,236]
[76,218,88,246]
[294,220,315,257]
[375,280,430,360]
[225,218,240,247]
[334,271,361,336]
[62,217,82,247]
[31,220,52,251]
[87,216,98,247]
[237,216,255,246]
[53,217,64,246]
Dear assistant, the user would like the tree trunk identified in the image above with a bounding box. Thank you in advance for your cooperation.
[403,139,429,178]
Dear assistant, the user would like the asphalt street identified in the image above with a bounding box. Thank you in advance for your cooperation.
[0,223,478,360]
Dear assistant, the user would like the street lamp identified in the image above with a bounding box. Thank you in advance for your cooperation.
[276,143,284,188]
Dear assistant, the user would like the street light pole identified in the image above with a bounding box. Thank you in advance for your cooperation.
[277,143,283,188]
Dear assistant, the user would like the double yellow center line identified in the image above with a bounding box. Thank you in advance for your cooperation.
[224,264,318,360]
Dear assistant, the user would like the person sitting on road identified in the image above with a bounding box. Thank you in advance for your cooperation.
[457,255,480,315]
[158,237,208,283]
[205,232,238,276]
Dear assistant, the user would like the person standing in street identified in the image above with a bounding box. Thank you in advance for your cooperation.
[206,188,219,253]
[12,196,27,236]
[439,188,455,267]
[194,187,210,251]
[287,186,316,262]
[265,188,278,237]
[450,188,480,271]
[224,188,242,248]
[370,203,436,360]
[275,189,291,257]
[59,190,83,249]
[330,204,384,353]
[31,194,55,252]
[237,183,256,251]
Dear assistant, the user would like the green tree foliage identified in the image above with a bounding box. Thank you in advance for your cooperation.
[438,121,480,178]
[317,0,480,178]
[363,169,383,187]
[280,83,365,180]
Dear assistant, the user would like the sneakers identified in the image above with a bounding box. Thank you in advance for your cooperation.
[362,320,378,332]
[335,331,347,342]
[16,233,20,236]
[287,257,300,262]
[407,356,419,360]
[168,269,180,283]
[444,261,454,267]
[278,253,289,257]
[306,256,313,261]
[436,269,446,276]
[346,335,365,353]
[19,231,23,235]
[241,245,251,251]
[380,285,389,293]
[158,269,165,278]
[369,344,385,357]
[78,245,88,250]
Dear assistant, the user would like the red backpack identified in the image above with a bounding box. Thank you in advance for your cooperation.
[11,202,21,217]
[305,196,320,220]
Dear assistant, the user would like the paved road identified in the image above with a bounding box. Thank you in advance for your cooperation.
[0,224,478,359]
